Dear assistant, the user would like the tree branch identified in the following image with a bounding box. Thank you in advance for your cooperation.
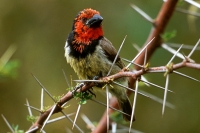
[27,60,200,132]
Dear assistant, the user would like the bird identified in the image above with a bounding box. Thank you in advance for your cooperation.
[64,8,134,121]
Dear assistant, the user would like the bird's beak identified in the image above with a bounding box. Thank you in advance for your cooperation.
[86,14,103,27]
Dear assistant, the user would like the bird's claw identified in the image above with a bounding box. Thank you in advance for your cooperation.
[88,88,96,97]
[72,83,84,96]
[93,76,100,80]
[92,76,103,87]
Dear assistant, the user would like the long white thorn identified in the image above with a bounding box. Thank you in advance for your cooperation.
[139,79,174,93]
[62,69,71,88]
[41,104,56,131]
[111,122,117,133]
[176,8,200,17]
[113,81,152,98]
[144,48,148,66]
[81,114,96,131]
[130,4,154,23]
[141,75,150,87]
[41,129,46,133]
[66,128,73,133]
[188,39,200,58]
[133,44,141,51]
[167,43,200,50]
[47,113,75,124]
[61,102,68,108]
[1,114,15,133]
[139,90,175,109]
[24,104,41,112]
[90,98,130,116]
[25,126,39,133]
[162,75,169,116]
[0,45,17,71]
[162,44,185,60]
[184,0,200,8]
[26,99,33,116]
[32,74,56,103]
[107,35,127,76]
[41,88,44,110]
[72,104,81,130]
[126,37,155,68]
[173,71,200,83]
[167,44,183,65]
[129,80,139,133]
[122,58,143,68]
[106,86,109,133]
[61,111,84,133]
[73,79,103,83]
[129,80,138,133]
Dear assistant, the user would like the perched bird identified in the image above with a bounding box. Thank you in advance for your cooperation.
[65,8,134,121]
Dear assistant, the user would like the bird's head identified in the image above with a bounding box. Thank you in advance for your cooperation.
[71,8,104,53]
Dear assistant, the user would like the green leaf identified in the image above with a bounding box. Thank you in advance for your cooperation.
[53,95,64,102]
[161,30,177,42]
[42,105,51,112]
[79,99,87,104]
[16,130,24,133]
[26,115,38,123]
[110,111,128,124]
[74,89,94,105]
[11,124,24,133]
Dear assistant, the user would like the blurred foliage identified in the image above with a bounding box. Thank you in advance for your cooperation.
[12,125,24,133]
[53,94,64,103]
[42,106,51,112]
[0,59,20,79]
[0,45,20,80]
[26,115,38,123]
[110,111,128,125]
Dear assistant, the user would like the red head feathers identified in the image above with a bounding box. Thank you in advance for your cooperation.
[72,8,104,53]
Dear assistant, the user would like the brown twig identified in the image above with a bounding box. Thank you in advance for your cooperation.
[135,0,179,69]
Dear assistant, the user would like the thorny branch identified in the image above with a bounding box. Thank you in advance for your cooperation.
[27,60,200,132]
[93,0,179,132]
[3,0,197,132]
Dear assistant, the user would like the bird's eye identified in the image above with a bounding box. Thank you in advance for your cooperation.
[82,18,87,23]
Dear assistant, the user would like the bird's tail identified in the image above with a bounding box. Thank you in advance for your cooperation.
[118,97,135,121]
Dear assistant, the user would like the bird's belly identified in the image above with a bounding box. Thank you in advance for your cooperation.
[68,50,121,80]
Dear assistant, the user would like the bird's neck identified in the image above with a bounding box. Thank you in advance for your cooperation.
[73,26,103,45]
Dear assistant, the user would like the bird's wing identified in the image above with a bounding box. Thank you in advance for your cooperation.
[100,37,125,69]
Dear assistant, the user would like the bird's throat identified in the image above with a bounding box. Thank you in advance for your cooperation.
[73,25,103,45]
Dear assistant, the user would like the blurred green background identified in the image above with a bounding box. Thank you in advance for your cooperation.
[0,0,200,132]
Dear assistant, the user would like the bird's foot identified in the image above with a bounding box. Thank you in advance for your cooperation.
[87,88,96,97]
[72,83,96,98]
[72,83,84,96]
[92,76,103,87]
